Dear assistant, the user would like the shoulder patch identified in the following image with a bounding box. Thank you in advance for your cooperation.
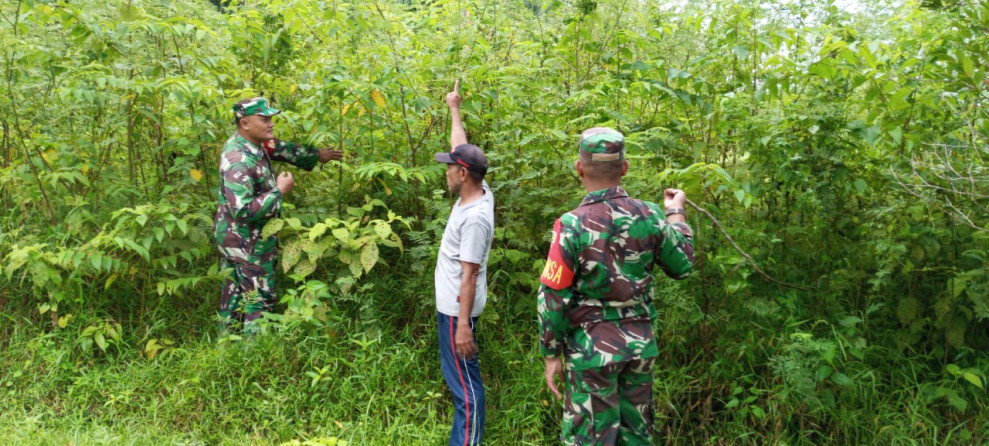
[263,139,277,155]
[540,218,575,290]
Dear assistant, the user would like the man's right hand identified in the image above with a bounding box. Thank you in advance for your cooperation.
[445,79,462,110]
[544,356,564,400]
[276,171,295,195]
[664,188,686,209]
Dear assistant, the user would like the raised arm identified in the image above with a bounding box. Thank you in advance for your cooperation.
[266,139,321,171]
[446,79,468,149]
[656,188,694,279]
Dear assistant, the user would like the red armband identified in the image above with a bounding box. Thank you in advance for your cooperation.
[540,219,574,290]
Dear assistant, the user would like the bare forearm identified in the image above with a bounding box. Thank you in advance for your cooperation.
[458,269,477,321]
[450,107,468,149]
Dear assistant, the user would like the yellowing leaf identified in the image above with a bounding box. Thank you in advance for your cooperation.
[377,178,392,195]
[371,89,386,108]
[342,103,352,115]
[58,314,72,328]
[146,339,161,360]
[290,84,298,94]
[361,243,379,273]
[190,169,203,181]
[294,258,316,278]
[262,218,285,238]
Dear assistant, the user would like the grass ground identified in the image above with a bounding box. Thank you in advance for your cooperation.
[1,281,986,445]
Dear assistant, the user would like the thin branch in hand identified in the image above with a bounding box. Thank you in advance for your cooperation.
[685,198,809,291]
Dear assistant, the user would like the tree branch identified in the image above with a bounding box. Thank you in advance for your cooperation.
[685,197,810,291]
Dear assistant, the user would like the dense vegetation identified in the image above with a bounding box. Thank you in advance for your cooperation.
[1,0,987,444]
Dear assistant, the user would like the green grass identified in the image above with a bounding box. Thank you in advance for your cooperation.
[0,282,558,445]
[1,280,986,445]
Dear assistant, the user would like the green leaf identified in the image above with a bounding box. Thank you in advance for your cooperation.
[839,316,862,328]
[91,253,104,271]
[853,179,866,194]
[947,393,968,412]
[831,372,852,386]
[118,1,139,20]
[750,406,765,419]
[95,333,107,351]
[889,126,903,144]
[961,372,984,390]
[309,223,328,241]
[332,228,350,242]
[946,364,961,375]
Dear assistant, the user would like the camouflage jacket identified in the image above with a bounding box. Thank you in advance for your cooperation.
[537,186,694,371]
[212,133,320,262]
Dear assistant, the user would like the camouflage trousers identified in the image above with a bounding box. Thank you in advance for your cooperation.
[218,250,277,330]
[562,357,656,446]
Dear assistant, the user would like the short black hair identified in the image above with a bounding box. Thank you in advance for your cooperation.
[233,98,254,126]
[468,170,484,184]
[579,153,625,181]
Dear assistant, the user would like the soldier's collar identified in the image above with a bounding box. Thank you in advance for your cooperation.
[233,133,264,156]
[580,186,629,206]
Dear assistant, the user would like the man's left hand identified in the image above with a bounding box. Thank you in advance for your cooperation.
[319,148,343,163]
[455,321,477,359]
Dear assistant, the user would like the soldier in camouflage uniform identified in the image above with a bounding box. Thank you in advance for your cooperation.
[538,127,695,445]
[213,97,342,330]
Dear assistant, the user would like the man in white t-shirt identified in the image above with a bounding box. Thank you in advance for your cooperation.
[433,80,494,446]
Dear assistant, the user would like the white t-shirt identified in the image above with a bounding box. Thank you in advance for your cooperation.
[435,182,495,318]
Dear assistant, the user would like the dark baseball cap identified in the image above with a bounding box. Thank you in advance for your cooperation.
[435,144,488,176]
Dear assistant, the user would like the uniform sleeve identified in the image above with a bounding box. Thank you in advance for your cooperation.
[657,220,694,279]
[537,217,579,357]
[538,284,572,357]
[267,139,320,171]
[222,162,282,224]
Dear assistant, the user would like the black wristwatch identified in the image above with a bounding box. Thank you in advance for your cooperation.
[664,208,685,216]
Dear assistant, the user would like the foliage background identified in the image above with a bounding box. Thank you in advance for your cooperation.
[1,0,987,444]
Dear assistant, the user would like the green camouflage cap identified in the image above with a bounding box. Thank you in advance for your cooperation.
[579,127,624,162]
[233,97,281,120]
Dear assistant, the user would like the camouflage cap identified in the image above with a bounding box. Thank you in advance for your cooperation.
[579,127,624,162]
[233,97,281,120]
